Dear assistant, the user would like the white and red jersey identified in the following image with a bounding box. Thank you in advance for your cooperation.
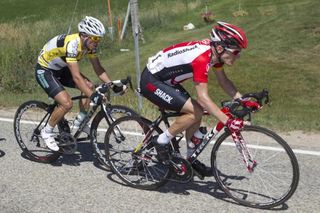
[146,39,214,86]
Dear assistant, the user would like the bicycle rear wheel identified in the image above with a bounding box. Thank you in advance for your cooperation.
[105,116,171,190]
[211,125,299,209]
[13,100,62,163]
[90,105,138,167]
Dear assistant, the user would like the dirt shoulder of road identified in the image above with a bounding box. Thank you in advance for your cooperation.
[1,107,319,149]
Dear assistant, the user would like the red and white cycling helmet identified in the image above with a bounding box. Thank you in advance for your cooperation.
[78,16,106,37]
[210,21,248,49]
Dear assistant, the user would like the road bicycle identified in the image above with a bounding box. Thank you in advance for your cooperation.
[13,76,137,165]
[103,89,299,209]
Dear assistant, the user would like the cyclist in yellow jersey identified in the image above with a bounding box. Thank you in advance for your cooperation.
[35,16,127,151]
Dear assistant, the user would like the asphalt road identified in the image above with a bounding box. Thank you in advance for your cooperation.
[1,116,320,213]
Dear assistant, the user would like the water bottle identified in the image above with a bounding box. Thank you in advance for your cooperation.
[74,112,86,128]
[187,126,207,157]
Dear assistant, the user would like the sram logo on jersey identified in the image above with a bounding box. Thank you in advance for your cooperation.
[167,45,198,58]
[155,88,173,104]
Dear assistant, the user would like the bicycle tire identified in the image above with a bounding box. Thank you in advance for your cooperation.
[211,125,299,209]
[90,105,138,167]
[105,115,171,190]
[13,100,62,163]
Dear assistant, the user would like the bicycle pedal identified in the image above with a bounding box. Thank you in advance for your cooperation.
[192,169,205,180]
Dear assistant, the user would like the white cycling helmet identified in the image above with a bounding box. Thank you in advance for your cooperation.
[78,16,106,37]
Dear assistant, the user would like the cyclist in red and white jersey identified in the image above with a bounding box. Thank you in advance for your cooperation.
[35,16,126,151]
[140,21,258,177]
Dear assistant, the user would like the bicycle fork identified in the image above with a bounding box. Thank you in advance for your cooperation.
[230,131,257,172]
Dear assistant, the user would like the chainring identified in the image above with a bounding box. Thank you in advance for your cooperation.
[170,156,193,183]
[56,132,77,154]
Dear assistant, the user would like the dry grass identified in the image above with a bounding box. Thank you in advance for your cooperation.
[0,0,319,131]
[0,20,53,47]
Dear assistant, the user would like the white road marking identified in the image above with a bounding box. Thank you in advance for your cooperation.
[2,117,319,156]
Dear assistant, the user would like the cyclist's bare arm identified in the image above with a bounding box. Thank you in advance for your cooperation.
[195,82,229,124]
[67,62,93,97]
[214,67,242,99]
[89,57,112,84]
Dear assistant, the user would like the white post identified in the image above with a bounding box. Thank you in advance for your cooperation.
[120,2,131,41]
[130,0,143,111]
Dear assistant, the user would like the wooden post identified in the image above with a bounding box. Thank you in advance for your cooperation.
[107,0,114,40]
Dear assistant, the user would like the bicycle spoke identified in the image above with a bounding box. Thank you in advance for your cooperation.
[105,116,171,189]
[90,106,138,166]
[14,101,61,163]
[212,126,299,208]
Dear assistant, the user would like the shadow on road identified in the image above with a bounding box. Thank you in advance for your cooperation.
[0,138,6,158]
[17,141,113,172]
[18,142,104,167]
[51,142,98,166]
[0,149,5,158]
[160,180,289,210]
[104,169,289,210]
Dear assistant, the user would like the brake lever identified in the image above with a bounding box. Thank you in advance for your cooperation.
[260,88,270,106]
[120,76,133,90]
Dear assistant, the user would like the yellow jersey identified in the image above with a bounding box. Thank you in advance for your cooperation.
[37,33,97,70]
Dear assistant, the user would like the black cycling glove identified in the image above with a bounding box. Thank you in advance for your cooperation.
[90,91,104,106]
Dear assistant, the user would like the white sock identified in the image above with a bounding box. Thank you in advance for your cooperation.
[44,124,54,133]
[157,129,174,145]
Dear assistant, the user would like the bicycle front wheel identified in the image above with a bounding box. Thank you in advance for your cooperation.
[211,125,299,209]
[90,105,138,167]
[13,100,61,163]
[105,116,171,190]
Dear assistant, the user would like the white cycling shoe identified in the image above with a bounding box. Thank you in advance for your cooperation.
[41,129,59,151]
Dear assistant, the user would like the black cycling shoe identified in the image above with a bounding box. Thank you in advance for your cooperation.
[151,136,171,163]
[191,159,212,179]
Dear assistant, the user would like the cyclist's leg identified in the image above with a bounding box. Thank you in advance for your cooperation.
[171,98,203,138]
[35,64,72,127]
[49,91,73,127]
[59,67,93,113]
[58,68,93,134]
[140,69,203,158]
[76,78,93,133]
[168,84,203,139]
[78,78,93,112]
[175,99,211,178]
[140,69,203,137]
[35,64,73,150]
[35,65,73,127]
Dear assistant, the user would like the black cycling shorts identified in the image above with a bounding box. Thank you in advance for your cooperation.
[35,63,89,98]
[139,67,190,112]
